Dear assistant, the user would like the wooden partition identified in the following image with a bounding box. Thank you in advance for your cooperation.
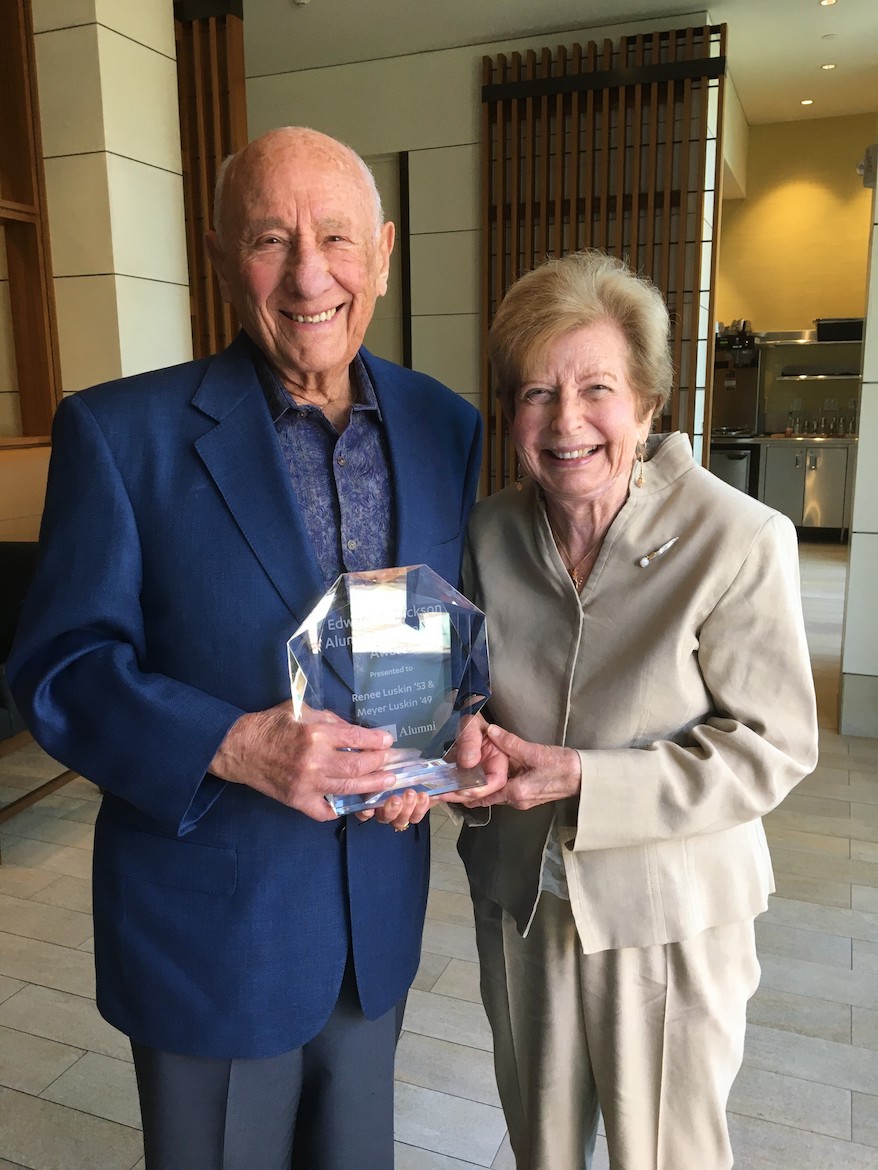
[175,1,247,359]
[0,0,62,439]
[481,24,726,493]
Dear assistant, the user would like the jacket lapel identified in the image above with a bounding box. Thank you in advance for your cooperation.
[362,351,429,570]
[191,335,326,626]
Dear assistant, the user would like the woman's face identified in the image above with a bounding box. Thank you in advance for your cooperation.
[511,321,650,508]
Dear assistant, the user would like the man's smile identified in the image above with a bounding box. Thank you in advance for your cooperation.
[280,305,341,324]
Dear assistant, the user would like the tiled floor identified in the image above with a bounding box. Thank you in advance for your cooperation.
[2,542,878,1169]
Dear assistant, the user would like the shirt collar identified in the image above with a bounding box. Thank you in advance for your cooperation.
[245,335,382,423]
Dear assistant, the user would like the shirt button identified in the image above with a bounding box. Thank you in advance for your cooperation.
[337,456,346,466]
[347,539,358,551]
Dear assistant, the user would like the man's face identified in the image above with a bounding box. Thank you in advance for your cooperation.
[207,134,394,392]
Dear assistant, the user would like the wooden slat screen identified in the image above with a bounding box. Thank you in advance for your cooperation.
[0,0,62,439]
[175,11,247,359]
[481,24,726,494]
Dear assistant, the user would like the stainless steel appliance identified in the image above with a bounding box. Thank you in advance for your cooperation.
[711,333,761,436]
[709,447,753,495]
[711,446,753,493]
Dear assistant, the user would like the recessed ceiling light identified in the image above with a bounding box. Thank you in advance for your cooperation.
[801,99,815,106]
[819,0,837,7]
[821,63,836,69]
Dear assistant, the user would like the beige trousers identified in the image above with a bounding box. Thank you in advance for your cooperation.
[472,890,760,1170]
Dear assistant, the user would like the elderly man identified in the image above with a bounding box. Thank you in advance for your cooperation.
[8,128,482,1170]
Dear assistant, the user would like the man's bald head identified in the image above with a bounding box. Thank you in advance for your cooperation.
[213,127,384,246]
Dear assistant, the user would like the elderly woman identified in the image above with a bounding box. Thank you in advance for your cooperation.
[452,251,818,1170]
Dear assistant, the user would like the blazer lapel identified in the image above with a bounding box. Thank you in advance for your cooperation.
[364,352,431,569]
[191,336,326,625]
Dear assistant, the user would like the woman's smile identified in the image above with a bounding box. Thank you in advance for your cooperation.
[511,320,646,505]
[546,444,601,462]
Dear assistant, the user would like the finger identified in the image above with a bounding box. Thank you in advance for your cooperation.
[370,794,405,825]
[369,786,431,830]
[328,748,397,781]
[484,724,536,764]
[454,715,486,769]
[404,790,432,825]
[327,767,396,795]
[328,723,395,751]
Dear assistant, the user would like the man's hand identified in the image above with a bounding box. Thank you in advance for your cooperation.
[209,702,395,821]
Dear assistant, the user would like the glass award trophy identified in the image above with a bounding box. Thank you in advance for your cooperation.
[287,565,490,815]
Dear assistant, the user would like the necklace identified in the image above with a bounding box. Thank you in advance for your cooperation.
[550,527,604,591]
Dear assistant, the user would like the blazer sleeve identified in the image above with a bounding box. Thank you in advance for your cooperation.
[571,512,819,852]
[7,394,242,834]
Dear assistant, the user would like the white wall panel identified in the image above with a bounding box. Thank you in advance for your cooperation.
[96,0,176,58]
[53,276,122,391]
[43,155,114,276]
[99,27,184,174]
[34,25,105,156]
[839,672,878,738]
[851,383,878,533]
[115,277,192,377]
[410,231,479,318]
[107,156,189,285]
[31,0,95,34]
[410,315,480,399]
[841,532,878,675]
[409,145,481,235]
[363,317,401,365]
[247,50,480,157]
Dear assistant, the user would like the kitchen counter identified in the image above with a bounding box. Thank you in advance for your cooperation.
[709,434,858,532]
[710,434,857,447]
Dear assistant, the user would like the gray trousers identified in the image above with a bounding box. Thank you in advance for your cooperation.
[132,962,404,1170]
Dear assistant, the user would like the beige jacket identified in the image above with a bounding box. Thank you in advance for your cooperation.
[458,432,819,953]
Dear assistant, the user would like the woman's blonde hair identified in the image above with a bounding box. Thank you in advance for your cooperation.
[488,250,673,422]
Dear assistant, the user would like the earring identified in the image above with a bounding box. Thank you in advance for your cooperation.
[635,440,646,489]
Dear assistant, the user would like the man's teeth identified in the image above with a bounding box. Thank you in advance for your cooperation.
[553,446,598,460]
[287,307,339,324]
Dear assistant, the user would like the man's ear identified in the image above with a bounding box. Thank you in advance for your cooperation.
[205,230,232,304]
[375,220,395,298]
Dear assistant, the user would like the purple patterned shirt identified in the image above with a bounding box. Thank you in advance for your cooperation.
[249,340,394,588]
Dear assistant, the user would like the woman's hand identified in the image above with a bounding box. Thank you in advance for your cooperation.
[458,725,581,811]
[442,713,510,806]
[355,786,432,830]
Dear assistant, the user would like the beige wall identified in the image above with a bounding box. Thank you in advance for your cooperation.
[840,134,878,737]
[31,0,192,396]
[716,115,874,331]
[363,154,404,365]
[0,0,193,534]
[245,11,710,421]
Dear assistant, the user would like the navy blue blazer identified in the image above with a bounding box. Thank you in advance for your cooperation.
[8,335,482,1059]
